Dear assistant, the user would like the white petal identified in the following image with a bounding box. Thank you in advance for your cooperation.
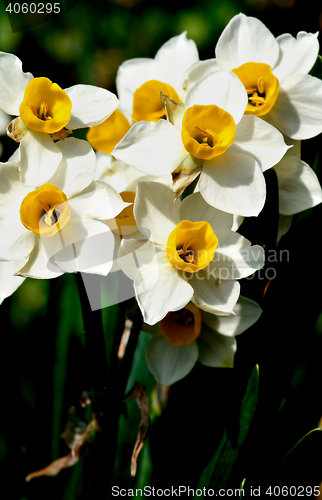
[120,241,193,324]
[197,326,236,368]
[274,155,322,215]
[19,238,63,279]
[232,215,244,232]
[0,110,9,134]
[0,258,26,304]
[183,59,220,95]
[231,115,289,171]
[65,85,119,129]
[48,138,96,198]
[54,220,114,275]
[109,232,121,273]
[69,181,129,221]
[215,13,279,70]
[8,146,20,163]
[199,152,266,216]
[134,181,181,244]
[112,119,187,175]
[119,238,160,282]
[201,295,262,337]
[95,154,142,192]
[0,162,35,260]
[185,70,247,125]
[209,236,265,280]
[138,260,193,324]
[155,32,199,102]
[116,58,167,118]
[146,334,198,385]
[269,74,322,139]
[273,32,319,80]
[0,52,33,116]
[190,271,240,315]
[180,191,234,239]
[19,131,63,187]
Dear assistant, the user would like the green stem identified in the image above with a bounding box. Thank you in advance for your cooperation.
[75,273,143,495]
[75,272,109,403]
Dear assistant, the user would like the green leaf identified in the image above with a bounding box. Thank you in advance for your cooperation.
[272,428,322,488]
[195,365,259,498]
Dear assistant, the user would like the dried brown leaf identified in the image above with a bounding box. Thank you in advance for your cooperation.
[25,452,80,482]
[117,318,133,364]
[123,383,150,477]
[25,409,94,482]
[172,167,202,200]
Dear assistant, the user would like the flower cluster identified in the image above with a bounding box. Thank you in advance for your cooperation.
[1,13,322,384]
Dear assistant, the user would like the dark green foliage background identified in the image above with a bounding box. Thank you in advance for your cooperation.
[1,0,322,498]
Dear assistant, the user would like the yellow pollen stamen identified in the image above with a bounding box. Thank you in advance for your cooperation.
[20,184,71,237]
[232,62,279,117]
[177,236,195,263]
[248,92,265,105]
[257,77,264,95]
[167,220,218,273]
[36,98,52,121]
[181,105,235,160]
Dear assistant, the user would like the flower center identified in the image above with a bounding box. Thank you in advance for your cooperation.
[181,105,236,160]
[159,302,202,345]
[232,62,279,116]
[19,77,72,134]
[132,80,181,123]
[166,220,218,273]
[86,109,131,154]
[20,184,71,237]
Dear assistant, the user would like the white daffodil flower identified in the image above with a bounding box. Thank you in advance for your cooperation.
[184,13,322,140]
[0,138,129,279]
[116,31,199,124]
[118,181,265,325]
[113,70,289,217]
[0,258,26,305]
[144,296,262,385]
[0,51,119,186]
[274,139,322,216]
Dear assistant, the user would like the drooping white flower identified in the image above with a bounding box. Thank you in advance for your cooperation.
[0,138,128,279]
[184,13,322,140]
[116,32,199,124]
[274,139,322,216]
[113,70,289,216]
[0,51,119,186]
[118,181,265,325]
[145,296,262,385]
